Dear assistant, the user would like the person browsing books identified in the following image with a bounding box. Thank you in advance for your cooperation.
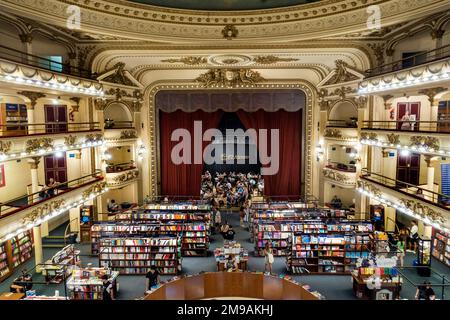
[146,266,160,291]
[101,274,114,300]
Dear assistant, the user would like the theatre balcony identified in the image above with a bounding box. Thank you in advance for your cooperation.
[0,171,106,242]
[361,120,450,134]
[322,165,357,188]
[359,45,450,95]
[358,169,450,231]
[0,124,103,163]
[105,162,139,189]
[0,45,104,97]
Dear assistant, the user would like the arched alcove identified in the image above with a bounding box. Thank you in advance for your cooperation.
[329,100,358,123]
[104,102,133,128]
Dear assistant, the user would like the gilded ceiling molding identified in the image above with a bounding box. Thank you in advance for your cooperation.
[195,69,265,88]
[222,25,238,40]
[252,55,298,64]
[323,60,360,85]
[145,80,316,198]
[2,0,445,42]
[160,57,208,65]
[16,91,46,109]
[417,87,448,104]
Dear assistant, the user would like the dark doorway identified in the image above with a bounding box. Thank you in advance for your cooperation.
[44,154,67,186]
[397,102,420,131]
[203,112,262,175]
[396,152,420,187]
[44,105,68,133]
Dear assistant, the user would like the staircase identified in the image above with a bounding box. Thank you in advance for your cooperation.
[42,235,67,248]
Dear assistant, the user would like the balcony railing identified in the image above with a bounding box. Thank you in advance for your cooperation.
[364,44,450,78]
[106,162,136,173]
[326,162,357,172]
[104,120,134,129]
[0,122,101,137]
[0,45,95,80]
[362,120,450,133]
[0,170,103,218]
[326,119,358,128]
[360,168,450,209]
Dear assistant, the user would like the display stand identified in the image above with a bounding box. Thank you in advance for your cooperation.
[66,267,118,300]
[417,236,432,276]
[352,267,402,300]
[41,244,80,283]
[80,205,93,243]
[214,241,249,271]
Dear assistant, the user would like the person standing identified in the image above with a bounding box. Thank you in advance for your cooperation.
[101,274,114,300]
[400,111,412,130]
[408,220,419,252]
[214,207,222,232]
[145,266,160,292]
[264,242,274,275]
[395,235,406,267]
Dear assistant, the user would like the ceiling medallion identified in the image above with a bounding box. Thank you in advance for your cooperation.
[209,54,252,66]
[253,55,298,64]
[161,56,207,65]
[195,69,265,88]
[222,25,238,40]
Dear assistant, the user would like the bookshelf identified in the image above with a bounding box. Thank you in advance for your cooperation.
[254,222,292,256]
[66,268,119,300]
[42,244,80,283]
[0,243,9,281]
[98,237,181,275]
[10,231,33,269]
[0,103,28,136]
[287,221,372,274]
[432,230,450,267]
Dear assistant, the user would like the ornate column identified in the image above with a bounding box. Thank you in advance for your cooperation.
[431,28,445,58]
[33,226,43,273]
[19,33,33,63]
[17,91,46,134]
[424,155,436,202]
[418,87,447,132]
[27,157,41,201]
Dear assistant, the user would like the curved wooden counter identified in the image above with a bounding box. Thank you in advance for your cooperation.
[145,272,319,300]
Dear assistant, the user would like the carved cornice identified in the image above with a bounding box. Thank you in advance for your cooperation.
[352,95,367,109]
[196,69,265,88]
[367,43,385,67]
[222,25,238,40]
[101,62,135,86]
[3,0,445,42]
[399,198,445,224]
[25,138,53,153]
[334,86,354,99]
[323,60,359,85]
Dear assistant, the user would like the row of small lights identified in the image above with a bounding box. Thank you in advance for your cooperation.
[0,139,104,162]
[358,71,450,94]
[357,187,449,234]
[0,74,104,97]
[0,187,108,245]
[360,138,450,157]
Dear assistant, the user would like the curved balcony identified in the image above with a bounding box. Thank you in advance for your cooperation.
[105,163,139,189]
[322,166,357,188]
[362,120,450,135]
[0,122,101,138]
[0,171,106,241]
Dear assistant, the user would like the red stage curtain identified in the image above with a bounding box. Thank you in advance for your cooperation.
[160,110,223,196]
[236,110,301,198]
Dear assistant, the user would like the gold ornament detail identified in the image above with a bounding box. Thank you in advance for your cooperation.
[324,128,342,138]
[161,56,207,65]
[386,133,400,145]
[410,136,439,150]
[120,130,137,139]
[399,199,445,224]
[222,25,238,40]
[64,135,77,146]
[253,55,298,64]
[0,141,12,154]
[85,133,103,143]
[21,199,66,225]
[323,168,353,184]
[325,60,359,84]
[25,138,53,153]
[196,69,265,88]
[82,181,107,198]
[111,169,139,184]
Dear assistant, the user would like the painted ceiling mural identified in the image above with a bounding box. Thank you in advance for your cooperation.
[128,0,322,11]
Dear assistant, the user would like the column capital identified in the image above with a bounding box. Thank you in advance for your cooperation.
[27,156,41,169]
[418,87,447,105]
[19,33,33,43]
[423,155,436,167]
[17,91,46,109]
[431,28,445,40]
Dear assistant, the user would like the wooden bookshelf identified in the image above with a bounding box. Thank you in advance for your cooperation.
[10,231,33,269]
[98,237,181,275]
[66,268,119,300]
[432,230,450,267]
[0,243,10,281]
[0,103,28,136]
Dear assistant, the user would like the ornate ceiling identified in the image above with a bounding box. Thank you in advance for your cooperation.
[128,0,322,11]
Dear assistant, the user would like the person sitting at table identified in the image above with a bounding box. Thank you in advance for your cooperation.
[45,178,60,197]
[221,221,235,241]
[330,195,342,209]
[10,269,32,293]
[107,199,119,213]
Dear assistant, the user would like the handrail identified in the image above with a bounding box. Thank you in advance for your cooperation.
[0,122,101,136]
[364,44,450,78]
[360,168,450,207]
[0,44,95,80]
[0,170,103,218]
[326,119,358,128]
[106,162,136,173]
[104,120,134,129]
[325,162,357,173]
[362,120,450,133]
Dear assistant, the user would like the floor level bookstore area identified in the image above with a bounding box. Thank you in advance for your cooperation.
[0,199,449,301]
